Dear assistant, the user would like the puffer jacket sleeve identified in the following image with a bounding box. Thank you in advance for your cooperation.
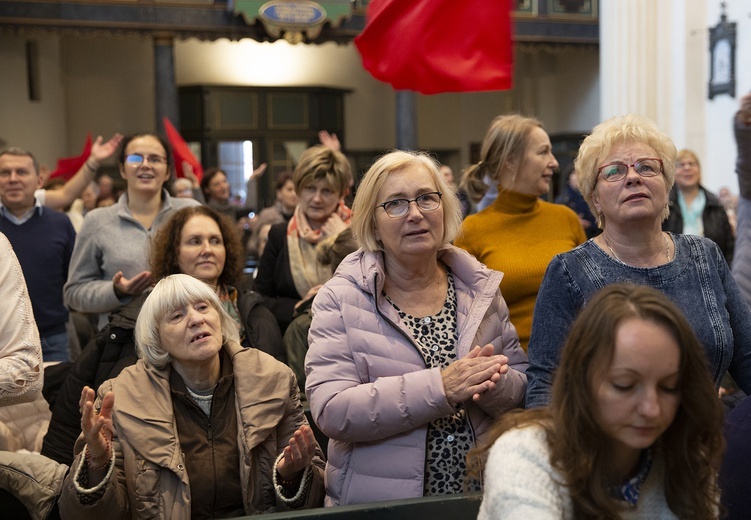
[471,292,528,417]
[305,283,455,444]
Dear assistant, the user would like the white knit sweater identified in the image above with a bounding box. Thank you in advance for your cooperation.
[0,233,43,406]
[478,424,677,520]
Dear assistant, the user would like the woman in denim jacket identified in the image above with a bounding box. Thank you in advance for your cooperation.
[526,114,751,408]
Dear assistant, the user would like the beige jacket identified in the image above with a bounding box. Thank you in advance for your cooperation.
[59,341,325,518]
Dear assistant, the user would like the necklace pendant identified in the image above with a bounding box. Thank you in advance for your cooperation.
[422,317,431,324]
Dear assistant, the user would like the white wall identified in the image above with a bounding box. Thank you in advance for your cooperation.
[704,0,751,194]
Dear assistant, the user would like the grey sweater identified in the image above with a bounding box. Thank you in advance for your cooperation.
[64,190,199,329]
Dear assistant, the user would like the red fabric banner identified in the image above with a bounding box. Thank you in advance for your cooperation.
[354,0,513,95]
[49,134,92,181]
[163,117,203,181]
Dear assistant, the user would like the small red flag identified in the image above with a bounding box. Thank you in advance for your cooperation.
[354,0,513,95]
[163,117,203,182]
[49,134,92,181]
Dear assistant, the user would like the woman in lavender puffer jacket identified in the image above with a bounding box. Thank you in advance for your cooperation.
[305,151,528,506]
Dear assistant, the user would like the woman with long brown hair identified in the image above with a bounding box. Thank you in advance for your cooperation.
[471,283,723,519]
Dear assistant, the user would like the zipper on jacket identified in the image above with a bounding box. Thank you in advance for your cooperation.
[373,271,483,489]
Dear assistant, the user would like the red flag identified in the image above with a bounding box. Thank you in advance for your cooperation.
[354,0,513,95]
[49,134,92,181]
[163,117,203,182]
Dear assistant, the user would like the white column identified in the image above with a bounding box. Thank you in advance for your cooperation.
[599,0,706,147]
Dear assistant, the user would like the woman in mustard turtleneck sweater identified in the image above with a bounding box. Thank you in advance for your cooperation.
[456,115,585,351]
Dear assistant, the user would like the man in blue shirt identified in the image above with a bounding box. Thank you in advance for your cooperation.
[0,148,76,362]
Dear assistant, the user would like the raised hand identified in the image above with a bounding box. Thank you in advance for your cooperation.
[277,425,317,481]
[250,163,267,181]
[90,134,124,164]
[80,386,115,466]
[112,270,152,297]
[318,131,341,152]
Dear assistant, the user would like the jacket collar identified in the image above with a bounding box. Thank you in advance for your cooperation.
[338,244,503,301]
[111,341,290,470]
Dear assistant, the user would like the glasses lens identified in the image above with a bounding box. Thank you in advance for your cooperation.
[384,199,409,217]
[635,159,661,176]
[125,154,144,166]
[147,155,166,166]
[601,163,627,181]
[416,193,441,211]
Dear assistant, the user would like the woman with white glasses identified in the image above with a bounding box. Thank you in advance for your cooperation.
[65,133,199,329]
[305,150,527,506]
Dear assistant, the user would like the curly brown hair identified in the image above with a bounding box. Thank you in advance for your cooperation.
[150,206,244,287]
[468,283,724,519]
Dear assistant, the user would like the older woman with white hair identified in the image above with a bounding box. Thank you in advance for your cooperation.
[526,114,751,409]
[305,150,528,506]
[59,274,325,518]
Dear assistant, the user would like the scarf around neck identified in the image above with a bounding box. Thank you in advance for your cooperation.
[287,201,352,297]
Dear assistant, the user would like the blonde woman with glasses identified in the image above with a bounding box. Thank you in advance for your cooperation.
[662,149,734,264]
[526,114,751,409]
[305,150,527,506]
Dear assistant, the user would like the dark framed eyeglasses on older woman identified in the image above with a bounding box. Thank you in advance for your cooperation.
[377,191,443,218]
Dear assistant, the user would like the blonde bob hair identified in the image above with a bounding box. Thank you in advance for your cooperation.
[135,274,240,369]
[576,114,677,228]
[294,145,352,198]
[351,150,463,252]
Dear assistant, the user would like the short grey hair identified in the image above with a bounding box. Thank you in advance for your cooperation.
[134,274,240,369]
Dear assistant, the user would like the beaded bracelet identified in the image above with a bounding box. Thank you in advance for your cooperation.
[273,452,312,505]
[85,159,99,172]
[86,438,112,471]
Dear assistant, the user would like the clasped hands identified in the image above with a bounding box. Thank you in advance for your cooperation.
[442,344,509,406]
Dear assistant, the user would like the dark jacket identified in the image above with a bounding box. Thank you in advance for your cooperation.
[41,288,284,466]
[237,287,285,362]
[40,294,145,466]
[255,222,300,332]
[663,186,734,264]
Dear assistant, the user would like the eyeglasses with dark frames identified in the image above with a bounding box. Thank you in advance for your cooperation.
[597,158,663,183]
[377,191,443,218]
